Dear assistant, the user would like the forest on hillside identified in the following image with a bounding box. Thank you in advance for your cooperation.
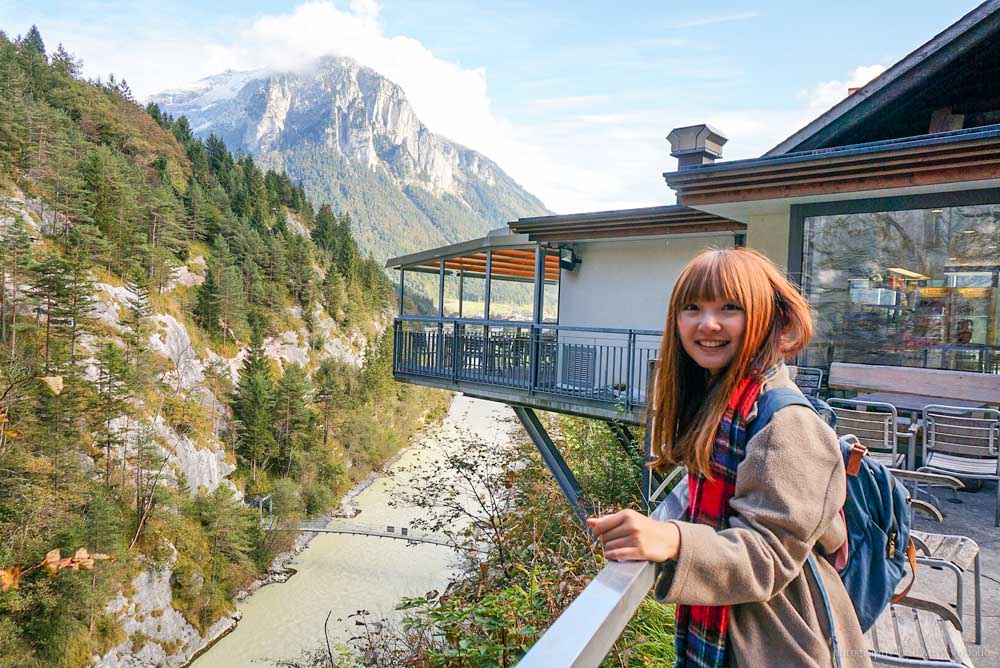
[0,27,446,667]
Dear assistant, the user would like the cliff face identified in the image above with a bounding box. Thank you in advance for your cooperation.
[153,57,550,260]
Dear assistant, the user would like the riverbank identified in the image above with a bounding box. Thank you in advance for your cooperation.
[188,396,517,667]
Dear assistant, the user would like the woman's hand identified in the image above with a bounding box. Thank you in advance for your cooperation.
[587,510,681,563]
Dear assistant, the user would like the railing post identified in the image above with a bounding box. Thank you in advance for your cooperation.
[625,330,635,411]
[529,325,539,393]
[392,320,400,373]
[453,322,461,382]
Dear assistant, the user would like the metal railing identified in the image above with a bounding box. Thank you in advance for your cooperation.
[393,316,662,411]
[516,466,687,666]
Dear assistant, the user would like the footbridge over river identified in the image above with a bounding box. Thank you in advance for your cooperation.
[266,518,473,550]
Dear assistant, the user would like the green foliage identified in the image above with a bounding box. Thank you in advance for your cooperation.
[346,416,672,667]
[0,28,421,667]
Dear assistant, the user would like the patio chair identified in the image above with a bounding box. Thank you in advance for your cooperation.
[792,365,824,398]
[918,406,1000,527]
[865,487,979,667]
[828,399,915,469]
[891,469,982,646]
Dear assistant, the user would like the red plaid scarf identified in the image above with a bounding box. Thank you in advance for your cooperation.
[673,375,765,668]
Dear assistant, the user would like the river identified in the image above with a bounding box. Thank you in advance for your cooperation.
[191,395,517,667]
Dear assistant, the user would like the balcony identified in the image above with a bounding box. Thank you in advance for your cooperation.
[392,316,662,425]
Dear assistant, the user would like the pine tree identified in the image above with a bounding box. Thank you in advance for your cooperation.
[272,363,315,476]
[25,250,74,370]
[22,26,45,58]
[216,265,245,344]
[232,331,276,484]
[92,342,128,489]
[311,203,338,253]
[0,216,35,352]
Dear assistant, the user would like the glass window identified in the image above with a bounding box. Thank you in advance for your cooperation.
[801,203,1000,373]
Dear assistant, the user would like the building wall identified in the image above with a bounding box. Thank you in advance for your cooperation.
[746,212,792,272]
[558,236,721,332]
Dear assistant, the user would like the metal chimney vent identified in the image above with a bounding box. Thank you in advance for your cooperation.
[667,124,728,169]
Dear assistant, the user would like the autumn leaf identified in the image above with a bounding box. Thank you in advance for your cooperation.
[0,567,21,592]
[38,376,63,396]
[41,549,62,576]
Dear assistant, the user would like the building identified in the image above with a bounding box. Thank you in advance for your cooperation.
[386,0,1000,517]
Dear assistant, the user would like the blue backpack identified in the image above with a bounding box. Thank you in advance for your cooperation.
[748,388,917,647]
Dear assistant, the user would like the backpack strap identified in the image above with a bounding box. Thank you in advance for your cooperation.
[747,387,816,440]
[891,540,919,604]
[753,388,844,666]
[807,554,843,668]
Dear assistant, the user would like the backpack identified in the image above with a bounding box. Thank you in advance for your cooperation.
[748,388,918,644]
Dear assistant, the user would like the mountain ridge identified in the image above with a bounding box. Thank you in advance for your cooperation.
[152,56,550,260]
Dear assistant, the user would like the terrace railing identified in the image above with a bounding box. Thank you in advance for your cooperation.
[393,316,662,412]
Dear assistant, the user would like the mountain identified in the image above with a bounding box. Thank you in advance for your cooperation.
[152,57,550,260]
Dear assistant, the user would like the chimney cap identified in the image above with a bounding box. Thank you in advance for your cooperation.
[667,124,728,158]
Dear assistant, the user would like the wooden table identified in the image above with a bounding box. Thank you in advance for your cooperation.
[853,392,987,416]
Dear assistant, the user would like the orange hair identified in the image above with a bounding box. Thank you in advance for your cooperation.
[648,248,813,478]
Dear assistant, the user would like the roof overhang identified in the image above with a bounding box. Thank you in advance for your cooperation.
[767,0,1000,155]
[385,230,558,283]
[664,124,1000,215]
[508,204,745,242]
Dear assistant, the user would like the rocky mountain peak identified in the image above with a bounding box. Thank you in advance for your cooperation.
[152,57,549,261]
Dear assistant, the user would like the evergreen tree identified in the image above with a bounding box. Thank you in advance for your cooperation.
[216,265,245,344]
[23,26,46,58]
[0,216,34,352]
[272,363,315,476]
[232,331,276,484]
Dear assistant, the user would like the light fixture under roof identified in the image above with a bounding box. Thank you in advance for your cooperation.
[930,209,945,214]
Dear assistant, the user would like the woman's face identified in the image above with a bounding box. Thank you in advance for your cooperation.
[676,297,746,375]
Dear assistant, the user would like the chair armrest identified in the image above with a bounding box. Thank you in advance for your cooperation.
[910,498,944,522]
[911,533,931,556]
[894,594,963,630]
[889,469,965,491]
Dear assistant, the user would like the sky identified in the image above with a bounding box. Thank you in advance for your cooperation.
[0,1,985,214]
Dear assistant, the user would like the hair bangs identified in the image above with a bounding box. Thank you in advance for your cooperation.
[672,249,746,309]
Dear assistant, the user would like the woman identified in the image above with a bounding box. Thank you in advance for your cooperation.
[588,248,869,667]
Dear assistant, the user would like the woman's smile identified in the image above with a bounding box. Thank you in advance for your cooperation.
[677,298,746,373]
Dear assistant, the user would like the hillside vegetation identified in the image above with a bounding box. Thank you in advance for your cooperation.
[0,27,446,667]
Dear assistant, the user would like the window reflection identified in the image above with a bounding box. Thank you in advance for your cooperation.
[801,203,1000,374]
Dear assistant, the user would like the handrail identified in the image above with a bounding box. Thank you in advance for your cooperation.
[516,560,656,667]
[395,315,663,337]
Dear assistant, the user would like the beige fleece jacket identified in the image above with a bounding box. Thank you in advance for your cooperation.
[654,365,871,668]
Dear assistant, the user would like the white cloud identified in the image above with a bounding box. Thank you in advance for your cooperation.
[526,95,609,111]
[802,64,886,112]
[11,4,897,216]
[672,12,759,29]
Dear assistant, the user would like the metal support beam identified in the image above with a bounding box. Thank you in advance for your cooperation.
[605,421,645,470]
[513,405,591,524]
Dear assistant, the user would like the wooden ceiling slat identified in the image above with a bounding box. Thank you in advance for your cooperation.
[436,260,559,280]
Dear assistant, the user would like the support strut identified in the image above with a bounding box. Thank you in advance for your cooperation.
[513,406,591,525]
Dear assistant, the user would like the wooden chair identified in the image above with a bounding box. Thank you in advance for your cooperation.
[918,406,1000,527]
[828,399,914,469]
[792,365,824,398]
[891,470,983,646]
[865,476,979,667]
[866,600,974,667]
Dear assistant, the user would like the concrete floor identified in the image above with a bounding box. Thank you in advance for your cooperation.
[906,480,1000,667]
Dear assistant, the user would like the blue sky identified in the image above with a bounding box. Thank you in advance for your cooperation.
[0,1,984,213]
